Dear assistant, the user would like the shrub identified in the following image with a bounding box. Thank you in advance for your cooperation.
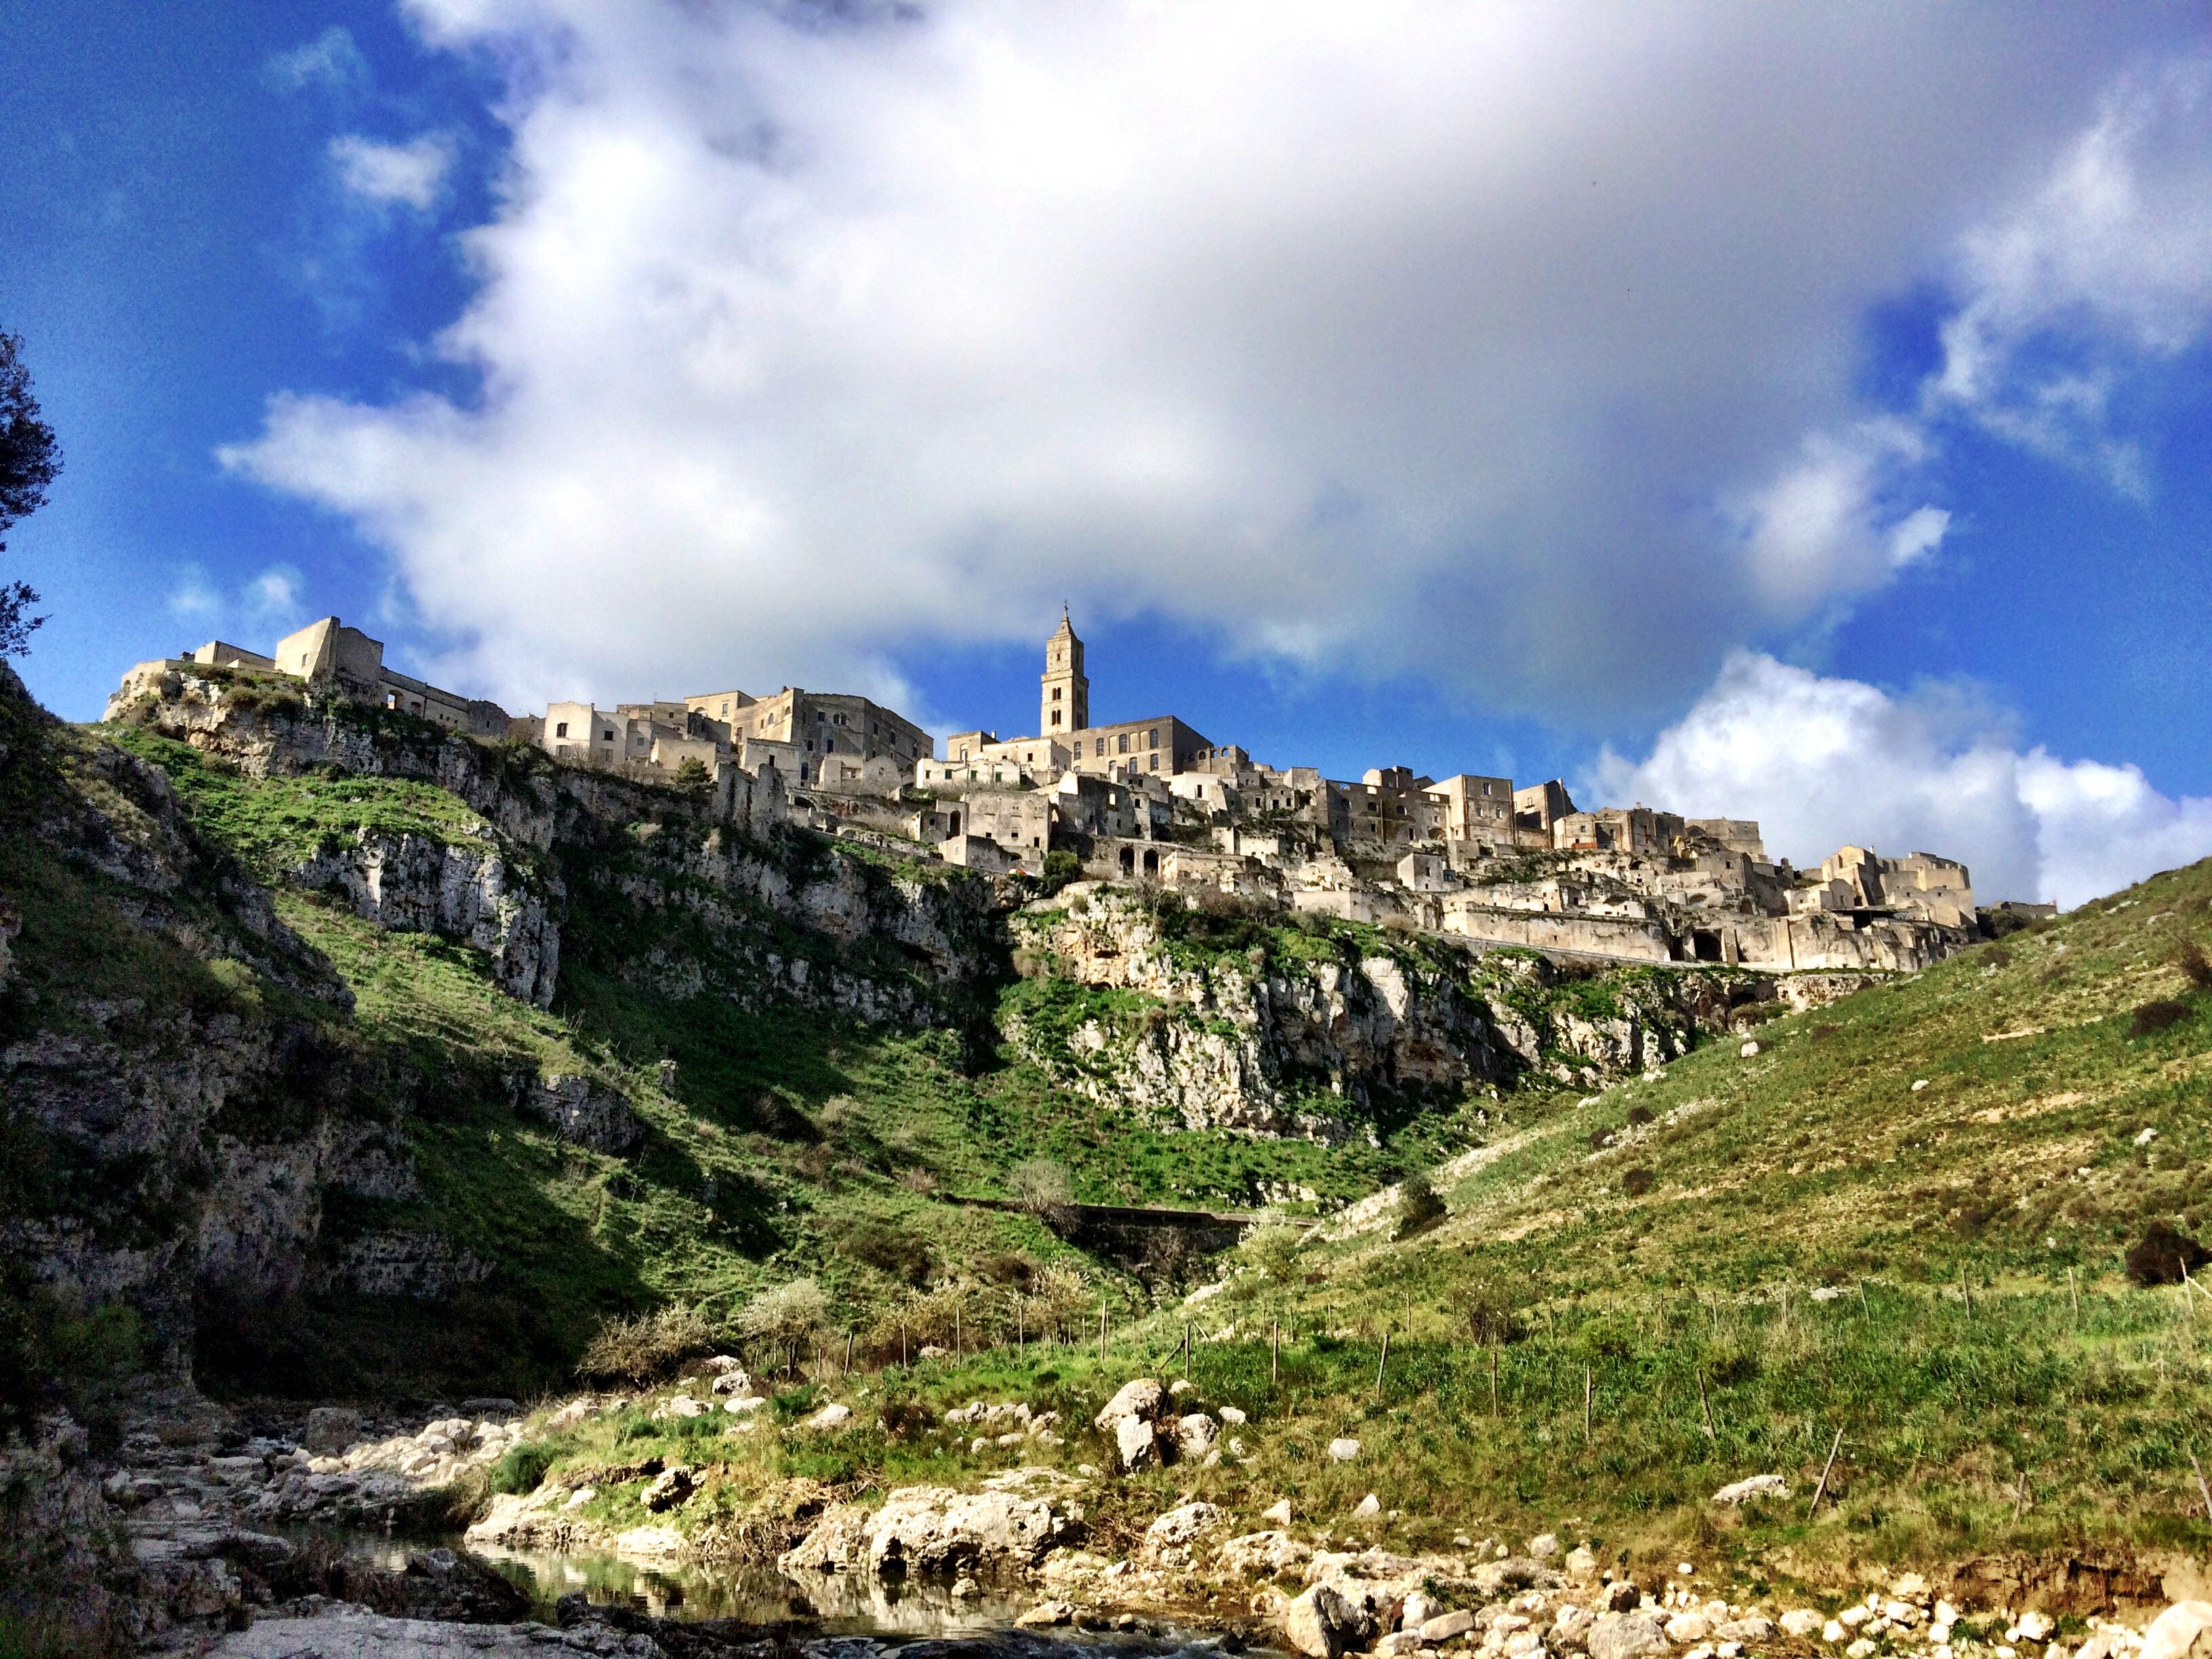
[1622,1168,1657,1197]
[490,1440,558,1496]
[1006,1155,1074,1223]
[579,1303,717,1385]
[738,1277,831,1357]
[846,1216,933,1284]
[1447,1282,1525,1345]
[2177,941,2212,993]
[1625,1105,1655,1128]
[878,1399,933,1437]
[2125,1221,2211,1287]
[1040,849,1082,893]
[1984,945,2013,968]
[1394,1170,1448,1240]
[1237,1221,1306,1288]
[2130,999,2191,1037]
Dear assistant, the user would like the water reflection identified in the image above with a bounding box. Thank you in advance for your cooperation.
[464,1540,1038,1634]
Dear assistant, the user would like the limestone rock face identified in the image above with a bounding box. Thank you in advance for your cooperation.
[293,830,558,1007]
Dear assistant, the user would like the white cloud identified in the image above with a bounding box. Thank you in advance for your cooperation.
[246,566,304,620]
[329,133,454,213]
[266,26,371,96]
[224,1,2170,717]
[1590,651,2212,909]
[167,568,222,623]
[1929,63,2212,491]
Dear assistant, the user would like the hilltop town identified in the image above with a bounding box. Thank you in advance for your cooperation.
[112,610,2019,975]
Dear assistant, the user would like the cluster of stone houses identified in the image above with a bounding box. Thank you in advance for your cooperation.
[113,611,1992,974]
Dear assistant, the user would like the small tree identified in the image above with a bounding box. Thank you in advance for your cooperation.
[1237,1220,1305,1288]
[1394,1168,1448,1240]
[738,1277,830,1376]
[671,756,712,796]
[1007,1155,1074,1230]
[0,331,60,660]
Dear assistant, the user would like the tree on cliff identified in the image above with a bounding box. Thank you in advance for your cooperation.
[0,330,62,658]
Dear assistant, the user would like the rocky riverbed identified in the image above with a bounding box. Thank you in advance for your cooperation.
[9,1373,2212,1659]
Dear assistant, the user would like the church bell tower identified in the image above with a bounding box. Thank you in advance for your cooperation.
[1040,609,1088,738]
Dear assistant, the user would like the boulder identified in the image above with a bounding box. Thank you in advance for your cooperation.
[1141,1501,1225,1561]
[302,1408,363,1455]
[1326,1437,1361,1462]
[806,1404,853,1429]
[640,1466,696,1513]
[518,1073,642,1156]
[866,1483,1082,1579]
[1425,1611,1478,1642]
[1602,1582,1641,1613]
[1017,1601,1077,1627]
[1094,1378,1167,1432]
[1780,1611,1825,1638]
[1219,1406,1248,1425]
[1115,1416,1160,1471]
[780,1502,875,1574]
[1564,1546,1601,1580]
[1664,1612,1711,1643]
[1217,1530,1313,1580]
[1175,1413,1220,1460]
[1353,1494,1380,1517]
[1284,1582,1376,1659]
[1711,1474,1789,1504]
[1719,1616,1777,1643]
[2140,1603,2212,1659]
[1553,1606,1595,1650]
[1529,1532,1561,1558]
[1586,1612,1670,1659]
[1262,1498,1293,1525]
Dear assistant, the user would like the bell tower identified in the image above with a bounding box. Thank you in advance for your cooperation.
[1040,608,1088,738]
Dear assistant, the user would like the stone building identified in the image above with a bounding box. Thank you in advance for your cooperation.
[1514,779,1576,842]
[271,617,512,738]
[1039,610,1090,737]
[684,685,930,786]
[1423,773,1515,847]
[116,616,512,739]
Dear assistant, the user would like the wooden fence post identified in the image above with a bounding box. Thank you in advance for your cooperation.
[1376,1332,1389,1394]
[1808,1428,1843,1517]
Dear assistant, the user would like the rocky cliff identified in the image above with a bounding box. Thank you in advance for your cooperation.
[1004,885,1855,1141]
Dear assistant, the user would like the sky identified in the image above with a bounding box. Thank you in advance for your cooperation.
[3,1,2211,908]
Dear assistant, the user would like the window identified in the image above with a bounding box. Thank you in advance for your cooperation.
[1051,687,1061,701]
[1095,738,1106,756]
[1050,712,1061,727]
[555,721,569,738]
[1149,753,1160,771]
[1147,728,1159,748]
[1118,734,1129,753]
[602,729,614,741]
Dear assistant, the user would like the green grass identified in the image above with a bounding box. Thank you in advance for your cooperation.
[535,859,2212,1582]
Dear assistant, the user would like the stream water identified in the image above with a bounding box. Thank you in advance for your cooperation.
[328,1530,1216,1648]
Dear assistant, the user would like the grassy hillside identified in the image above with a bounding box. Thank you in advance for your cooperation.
[511,854,2212,1583]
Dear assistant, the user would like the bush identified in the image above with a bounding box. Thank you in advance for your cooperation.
[1394,1169,1448,1240]
[738,1277,831,1357]
[579,1303,718,1385]
[1625,1105,1655,1127]
[1040,849,1082,893]
[1006,1155,1074,1223]
[2125,1221,2211,1287]
[2177,941,2212,993]
[2130,999,2191,1037]
[490,1439,558,1496]
[1237,1222,1305,1287]
[1447,1282,1525,1345]
[1622,1168,1656,1197]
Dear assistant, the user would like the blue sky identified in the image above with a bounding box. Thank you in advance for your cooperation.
[4,2,2210,905]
